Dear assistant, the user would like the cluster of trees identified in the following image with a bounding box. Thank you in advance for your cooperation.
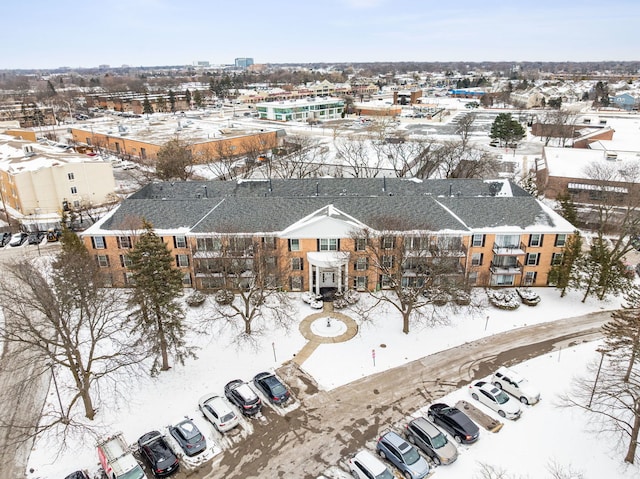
[0,223,193,444]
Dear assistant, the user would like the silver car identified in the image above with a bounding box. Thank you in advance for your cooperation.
[404,417,458,465]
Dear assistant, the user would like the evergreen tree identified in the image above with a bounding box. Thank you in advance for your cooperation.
[557,190,578,225]
[193,90,202,108]
[489,113,525,146]
[126,220,193,375]
[168,90,176,112]
[47,80,57,97]
[156,96,167,112]
[549,231,583,297]
[185,89,192,107]
[602,286,640,382]
[142,94,154,115]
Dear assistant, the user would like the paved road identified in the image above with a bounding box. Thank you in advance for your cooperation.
[194,310,611,479]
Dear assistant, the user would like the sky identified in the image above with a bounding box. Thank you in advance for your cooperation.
[24,281,640,479]
[2,0,639,70]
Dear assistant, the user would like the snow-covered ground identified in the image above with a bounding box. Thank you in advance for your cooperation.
[24,284,640,479]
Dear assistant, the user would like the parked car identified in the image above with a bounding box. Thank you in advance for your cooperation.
[63,472,90,479]
[253,372,290,405]
[0,232,11,247]
[224,379,262,416]
[168,418,206,457]
[491,366,541,405]
[27,231,44,245]
[468,381,522,420]
[376,430,430,479]
[137,431,179,477]
[46,228,62,242]
[348,449,394,479]
[198,393,239,432]
[404,417,458,466]
[9,232,28,247]
[427,403,480,444]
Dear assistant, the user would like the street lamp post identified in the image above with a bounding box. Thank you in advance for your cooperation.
[49,363,67,423]
[588,348,607,409]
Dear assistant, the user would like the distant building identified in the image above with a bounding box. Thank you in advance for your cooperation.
[0,133,116,227]
[255,97,344,122]
[235,58,254,69]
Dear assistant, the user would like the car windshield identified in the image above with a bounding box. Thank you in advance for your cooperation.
[269,381,287,396]
[121,465,146,479]
[401,446,421,465]
[376,469,395,479]
[221,412,236,422]
[495,389,510,404]
[431,432,447,449]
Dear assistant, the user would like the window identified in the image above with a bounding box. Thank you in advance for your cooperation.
[319,238,338,251]
[182,272,192,286]
[140,147,147,159]
[117,236,132,249]
[353,276,367,291]
[120,254,132,268]
[551,252,564,266]
[176,254,190,267]
[382,255,394,268]
[495,234,520,248]
[102,273,113,287]
[96,255,110,267]
[491,274,514,286]
[405,236,425,250]
[472,234,485,247]
[355,238,367,251]
[468,271,478,285]
[291,257,303,271]
[555,234,567,247]
[67,172,75,180]
[471,253,483,266]
[123,272,135,285]
[526,253,540,266]
[197,237,221,252]
[523,271,537,285]
[91,236,106,249]
[380,274,393,288]
[529,234,543,247]
[289,239,300,251]
[355,257,368,271]
[70,186,78,194]
[381,236,395,249]
[73,200,80,208]
[263,236,276,249]
[265,256,276,268]
[290,276,303,291]
[174,235,187,248]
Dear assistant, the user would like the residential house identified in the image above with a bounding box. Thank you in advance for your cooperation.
[81,178,574,290]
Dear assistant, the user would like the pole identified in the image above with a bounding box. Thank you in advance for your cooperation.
[484,315,489,331]
[50,363,66,422]
[272,342,277,363]
[372,349,376,367]
[588,349,606,409]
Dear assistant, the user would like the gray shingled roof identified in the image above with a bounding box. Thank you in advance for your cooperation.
[101,178,548,234]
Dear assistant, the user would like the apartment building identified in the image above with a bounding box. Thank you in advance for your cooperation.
[255,97,344,122]
[0,133,116,224]
[81,178,574,291]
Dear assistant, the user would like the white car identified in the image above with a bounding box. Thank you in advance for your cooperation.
[468,381,522,420]
[198,393,239,432]
[491,366,541,405]
[348,449,394,479]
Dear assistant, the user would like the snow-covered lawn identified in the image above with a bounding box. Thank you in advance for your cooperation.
[26,287,639,479]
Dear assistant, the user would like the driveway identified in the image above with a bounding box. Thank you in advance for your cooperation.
[189,311,611,479]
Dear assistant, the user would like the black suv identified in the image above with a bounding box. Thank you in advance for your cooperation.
[224,379,262,416]
[253,372,290,405]
[137,431,179,477]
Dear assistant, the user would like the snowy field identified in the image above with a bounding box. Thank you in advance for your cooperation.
[26,285,639,479]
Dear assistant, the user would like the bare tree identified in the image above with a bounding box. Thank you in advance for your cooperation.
[334,136,384,178]
[348,223,473,334]
[198,236,295,342]
[270,135,329,179]
[0,231,144,426]
[456,111,477,150]
[560,351,640,464]
[156,138,194,180]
